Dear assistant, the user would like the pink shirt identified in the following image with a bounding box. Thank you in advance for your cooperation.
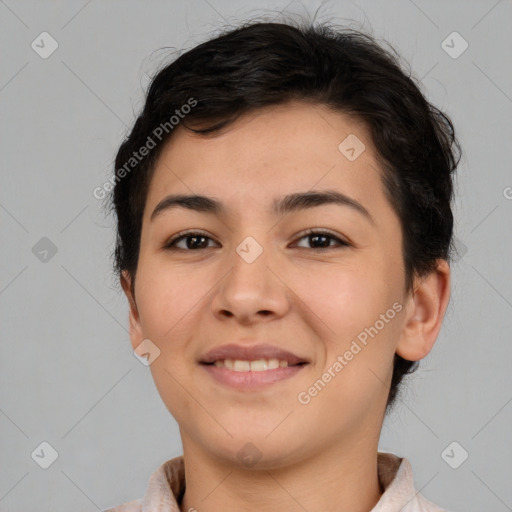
[104,452,448,512]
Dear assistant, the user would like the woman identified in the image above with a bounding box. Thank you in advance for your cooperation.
[104,18,459,512]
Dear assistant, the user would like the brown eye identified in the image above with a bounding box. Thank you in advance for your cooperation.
[164,231,218,251]
[163,229,350,252]
[294,230,350,250]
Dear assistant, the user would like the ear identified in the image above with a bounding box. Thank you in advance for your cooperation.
[396,259,451,361]
[120,270,144,352]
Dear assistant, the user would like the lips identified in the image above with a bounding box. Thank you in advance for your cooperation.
[199,343,309,366]
[199,342,309,390]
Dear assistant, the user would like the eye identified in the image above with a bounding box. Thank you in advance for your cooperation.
[163,229,350,251]
[293,229,350,250]
[163,230,219,251]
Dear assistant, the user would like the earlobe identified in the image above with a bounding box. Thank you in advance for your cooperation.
[396,259,451,362]
[120,270,144,351]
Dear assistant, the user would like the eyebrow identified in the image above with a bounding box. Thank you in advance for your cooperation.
[150,190,374,225]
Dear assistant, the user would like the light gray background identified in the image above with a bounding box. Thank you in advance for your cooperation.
[1,0,511,511]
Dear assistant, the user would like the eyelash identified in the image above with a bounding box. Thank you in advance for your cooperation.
[163,228,351,252]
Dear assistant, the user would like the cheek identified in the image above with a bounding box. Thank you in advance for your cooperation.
[297,258,401,392]
[136,262,205,420]
[295,260,391,339]
[135,256,207,340]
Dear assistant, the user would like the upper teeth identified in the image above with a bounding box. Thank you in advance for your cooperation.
[214,359,289,371]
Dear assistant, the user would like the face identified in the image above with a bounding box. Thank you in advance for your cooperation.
[124,101,415,469]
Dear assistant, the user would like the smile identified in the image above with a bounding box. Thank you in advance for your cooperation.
[212,358,292,371]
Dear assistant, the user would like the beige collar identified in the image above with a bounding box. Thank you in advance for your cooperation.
[105,451,446,512]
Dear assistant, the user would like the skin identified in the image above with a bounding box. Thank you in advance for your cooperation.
[121,101,451,512]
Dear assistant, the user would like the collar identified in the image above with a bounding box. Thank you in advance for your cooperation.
[109,452,445,512]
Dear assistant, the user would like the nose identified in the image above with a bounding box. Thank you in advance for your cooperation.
[211,240,290,325]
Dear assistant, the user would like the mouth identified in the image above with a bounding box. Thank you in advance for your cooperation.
[199,342,309,366]
[201,358,308,372]
[198,343,309,390]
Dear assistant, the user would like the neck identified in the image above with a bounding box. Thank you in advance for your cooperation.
[179,433,383,512]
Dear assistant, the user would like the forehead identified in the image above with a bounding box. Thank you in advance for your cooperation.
[144,101,391,220]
